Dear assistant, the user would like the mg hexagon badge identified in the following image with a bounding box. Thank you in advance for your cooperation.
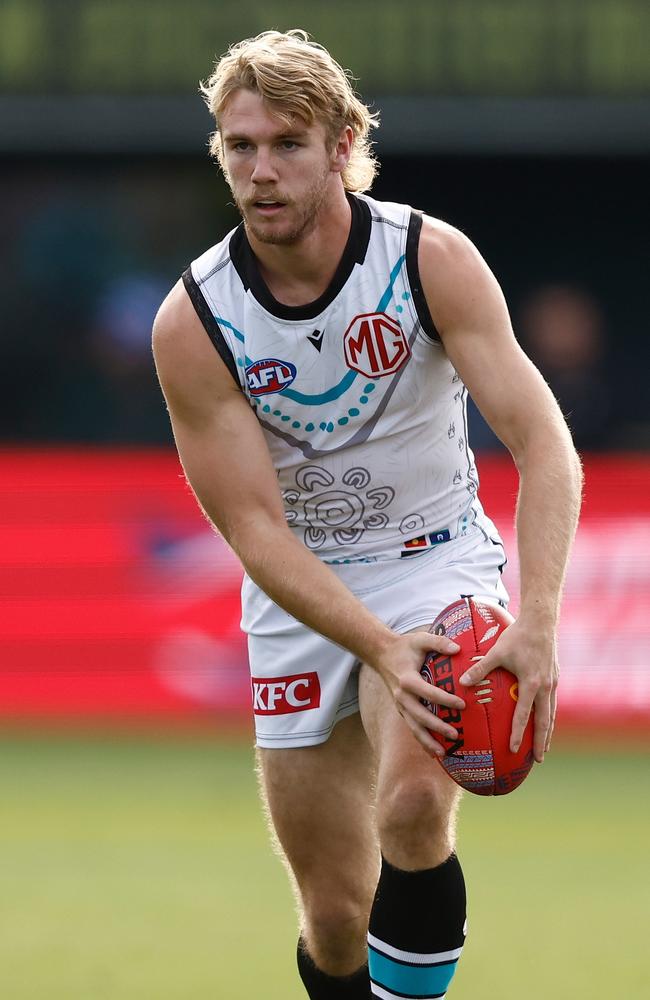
[343,313,410,378]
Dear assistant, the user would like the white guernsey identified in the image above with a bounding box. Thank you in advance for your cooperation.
[184,193,502,564]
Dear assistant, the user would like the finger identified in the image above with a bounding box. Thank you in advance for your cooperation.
[459,652,498,686]
[417,634,461,658]
[409,698,460,742]
[509,684,536,754]
[545,686,558,753]
[411,632,460,666]
[412,672,466,711]
[403,713,446,758]
[532,687,552,763]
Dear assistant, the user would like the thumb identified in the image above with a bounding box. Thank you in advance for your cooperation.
[459,652,497,686]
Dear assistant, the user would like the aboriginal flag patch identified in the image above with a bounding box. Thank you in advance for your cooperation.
[400,529,451,558]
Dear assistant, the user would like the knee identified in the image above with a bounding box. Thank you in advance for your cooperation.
[302,891,371,972]
[303,890,371,944]
[377,771,460,865]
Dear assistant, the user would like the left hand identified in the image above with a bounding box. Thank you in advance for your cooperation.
[458,616,559,763]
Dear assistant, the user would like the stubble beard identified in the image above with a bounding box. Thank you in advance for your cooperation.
[235,165,332,246]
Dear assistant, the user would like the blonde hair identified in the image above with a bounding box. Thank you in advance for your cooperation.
[200,29,380,193]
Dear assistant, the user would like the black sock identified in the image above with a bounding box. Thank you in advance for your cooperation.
[367,854,466,998]
[297,938,370,999]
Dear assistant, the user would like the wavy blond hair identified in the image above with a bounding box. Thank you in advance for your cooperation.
[200,29,380,193]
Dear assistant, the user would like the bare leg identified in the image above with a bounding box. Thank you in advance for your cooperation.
[258,626,463,993]
[359,630,467,1000]
[359,655,461,869]
[257,712,380,977]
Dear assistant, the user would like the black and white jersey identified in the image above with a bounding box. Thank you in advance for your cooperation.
[184,193,497,563]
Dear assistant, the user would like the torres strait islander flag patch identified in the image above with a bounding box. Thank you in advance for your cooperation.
[400,529,451,557]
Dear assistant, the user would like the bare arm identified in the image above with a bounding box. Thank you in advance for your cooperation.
[152,280,465,753]
[419,219,583,761]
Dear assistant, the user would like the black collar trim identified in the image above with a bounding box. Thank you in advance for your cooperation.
[228,192,371,321]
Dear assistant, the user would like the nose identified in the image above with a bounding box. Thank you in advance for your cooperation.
[250,147,279,185]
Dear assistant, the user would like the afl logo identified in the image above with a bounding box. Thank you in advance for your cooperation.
[343,312,410,378]
[246,358,297,396]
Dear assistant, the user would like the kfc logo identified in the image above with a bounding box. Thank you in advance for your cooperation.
[343,313,410,378]
[251,672,321,715]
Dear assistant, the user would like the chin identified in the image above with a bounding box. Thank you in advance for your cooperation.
[252,228,301,246]
[247,215,315,246]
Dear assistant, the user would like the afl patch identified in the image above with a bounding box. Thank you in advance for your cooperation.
[246,358,297,396]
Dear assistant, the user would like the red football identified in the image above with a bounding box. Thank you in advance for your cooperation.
[421,596,535,796]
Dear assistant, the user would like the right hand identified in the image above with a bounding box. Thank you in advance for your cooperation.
[372,631,466,756]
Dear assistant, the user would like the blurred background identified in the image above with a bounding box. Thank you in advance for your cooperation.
[1,2,649,998]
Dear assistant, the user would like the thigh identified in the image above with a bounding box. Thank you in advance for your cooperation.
[359,641,462,868]
[359,653,459,806]
[257,711,380,907]
[243,574,361,750]
[356,527,508,845]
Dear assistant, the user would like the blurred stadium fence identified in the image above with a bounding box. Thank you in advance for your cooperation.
[1,0,649,154]
[1,449,648,729]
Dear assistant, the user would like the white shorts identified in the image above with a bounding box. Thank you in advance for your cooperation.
[241,526,508,749]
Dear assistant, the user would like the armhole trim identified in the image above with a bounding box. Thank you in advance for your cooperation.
[406,211,441,343]
[181,267,241,388]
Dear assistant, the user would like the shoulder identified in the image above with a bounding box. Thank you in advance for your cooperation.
[152,279,202,355]
[416,215,507,337]
[355,192,411,231]
[418,215,487,279]
[190,223,240,283]
[152,280,239,421]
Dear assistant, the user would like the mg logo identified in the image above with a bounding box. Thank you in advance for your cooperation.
[343,312,410,378]
[251,672,321,715]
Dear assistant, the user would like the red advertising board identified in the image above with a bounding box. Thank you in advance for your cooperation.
[0,450,648,727]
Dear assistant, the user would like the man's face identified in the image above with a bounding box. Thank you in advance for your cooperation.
[219,89,337,245]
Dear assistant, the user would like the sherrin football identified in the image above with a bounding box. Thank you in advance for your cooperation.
[421,596,535,796]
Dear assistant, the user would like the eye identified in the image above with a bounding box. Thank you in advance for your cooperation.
[279,140,299,150]
[230,141,252,152]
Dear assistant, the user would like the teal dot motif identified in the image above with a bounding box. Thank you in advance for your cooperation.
[255,380,377,433]
[396,305,403,313]
[402,291,411,300]
[237,358,244,366]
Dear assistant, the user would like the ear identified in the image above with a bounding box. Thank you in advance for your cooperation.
[330,125,354,174]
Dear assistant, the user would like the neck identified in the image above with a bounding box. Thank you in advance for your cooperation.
[245,185,353,306]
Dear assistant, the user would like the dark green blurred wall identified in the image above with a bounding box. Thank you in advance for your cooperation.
[2,0,648,96]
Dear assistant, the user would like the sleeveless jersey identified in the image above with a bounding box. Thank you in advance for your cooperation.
[183,193,497,563]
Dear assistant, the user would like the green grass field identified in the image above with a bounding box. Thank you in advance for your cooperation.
[1,730,648,999]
